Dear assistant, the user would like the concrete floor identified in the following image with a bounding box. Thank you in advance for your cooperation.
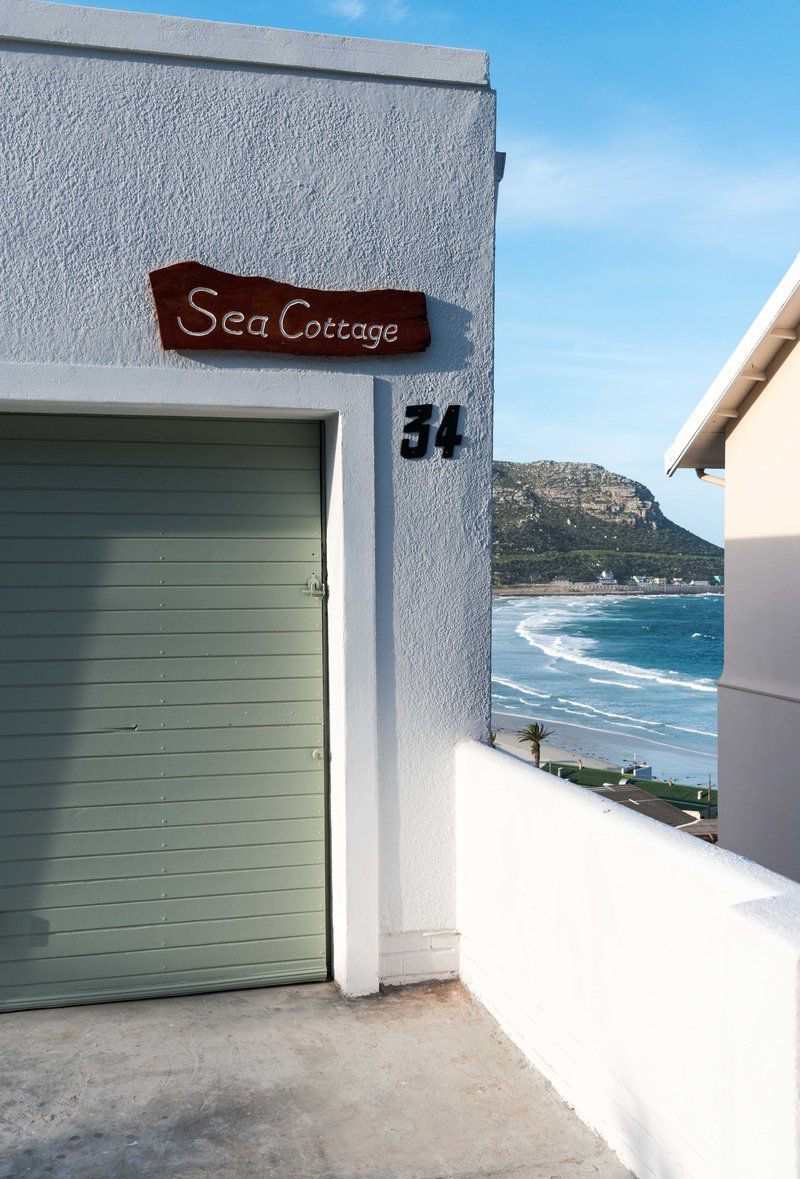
[0,981,629,1179]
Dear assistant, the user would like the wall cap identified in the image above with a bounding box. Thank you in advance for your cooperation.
[1,0,490,87]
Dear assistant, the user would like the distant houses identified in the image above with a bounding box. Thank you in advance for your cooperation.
[595,571,714,588]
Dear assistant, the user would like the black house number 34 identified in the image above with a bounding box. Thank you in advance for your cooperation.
[400,404,463,459]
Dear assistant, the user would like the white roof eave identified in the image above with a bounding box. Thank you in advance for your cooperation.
[665,254,800,476]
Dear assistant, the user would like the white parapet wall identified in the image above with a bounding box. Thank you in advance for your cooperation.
[455,740,800,1179]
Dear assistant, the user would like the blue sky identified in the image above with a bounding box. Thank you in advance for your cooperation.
[53,0,800,543]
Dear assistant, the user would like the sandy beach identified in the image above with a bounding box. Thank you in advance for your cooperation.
[492,708,717,780]
[492,726,614,770]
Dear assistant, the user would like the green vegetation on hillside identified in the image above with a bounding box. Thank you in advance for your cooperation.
[492,460,723,585]
[494,550,723,585]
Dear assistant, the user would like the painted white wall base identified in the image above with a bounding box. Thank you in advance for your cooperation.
[380,930,460,985]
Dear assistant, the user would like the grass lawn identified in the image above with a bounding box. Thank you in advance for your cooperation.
[542,761,717,815]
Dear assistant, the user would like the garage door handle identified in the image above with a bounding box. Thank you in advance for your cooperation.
[302,574,326,599]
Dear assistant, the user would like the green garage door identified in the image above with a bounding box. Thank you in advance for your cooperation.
[0,414,328,1011]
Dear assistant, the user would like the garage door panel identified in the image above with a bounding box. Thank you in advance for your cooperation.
[0,723,324,762]
[0,608,322,637]
[0,884,325,936]
[0,816,324,861]
[0,415,320,448]
[0,746,318,787]
[0,769,324,811]
[0,414,328,1009]
[0,463,322,495]
[0,958,327,1008]
[0,701,324,738]
[1,839,325,888]
[0,490,323,518]
[2,792,324,837]
[0,677,323,713]
[0,631,323,661]
[0,439,320,471]
[0,657,324,688]
[0,933,326,988]
[0,864,325,911]
[0,512,321,540]
[2,911,327,964]
[0,537,321,563]
[0,560,322,588]
[0,660,322,694]
[0,584,319,612]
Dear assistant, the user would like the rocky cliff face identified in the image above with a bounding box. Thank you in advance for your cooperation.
[492,460,722,585]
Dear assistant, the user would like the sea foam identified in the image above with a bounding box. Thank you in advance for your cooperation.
[516,612,716,694]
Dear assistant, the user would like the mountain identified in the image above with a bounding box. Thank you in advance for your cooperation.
[492,460,723,585]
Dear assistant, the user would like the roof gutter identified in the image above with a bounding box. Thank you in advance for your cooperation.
[695,468,726,489]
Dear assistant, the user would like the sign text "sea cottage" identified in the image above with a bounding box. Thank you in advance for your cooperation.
[149,262,431,357]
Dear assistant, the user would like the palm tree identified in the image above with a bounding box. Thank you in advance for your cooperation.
[517,722,554,768]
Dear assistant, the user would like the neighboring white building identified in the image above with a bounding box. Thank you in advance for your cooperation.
[666,254,800,882]
[0,0,497,1006]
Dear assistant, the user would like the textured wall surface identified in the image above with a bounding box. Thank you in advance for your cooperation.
[0,7,496,949]
[457,740,800,1179]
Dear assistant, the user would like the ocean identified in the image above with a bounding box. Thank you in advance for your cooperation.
[492,593,724,787]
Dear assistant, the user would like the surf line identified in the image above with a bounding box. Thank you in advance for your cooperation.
[491,712,717,759]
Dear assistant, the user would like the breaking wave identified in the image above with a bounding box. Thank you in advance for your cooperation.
[516,613,716,693]
[492,673,551,701]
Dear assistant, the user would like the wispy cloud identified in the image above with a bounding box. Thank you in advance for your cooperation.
[496,321,696,373]
[383,0,409,20]
[322,0,409,21]
[499,130,800,254]
[326,0,368,17]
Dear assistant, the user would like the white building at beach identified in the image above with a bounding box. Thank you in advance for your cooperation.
[666,254,800,884]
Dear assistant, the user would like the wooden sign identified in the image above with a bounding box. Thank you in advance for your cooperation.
[149,261,430,357]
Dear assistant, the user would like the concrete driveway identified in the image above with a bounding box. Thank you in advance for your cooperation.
[0,981,629,1178]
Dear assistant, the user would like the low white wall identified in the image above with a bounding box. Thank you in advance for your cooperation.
[455,741,800,1179]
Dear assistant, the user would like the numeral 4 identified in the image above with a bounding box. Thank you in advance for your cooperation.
[435,405,463,459]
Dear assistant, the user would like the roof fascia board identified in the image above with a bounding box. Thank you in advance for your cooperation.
[0,0,490,87]
[664,254,800,476]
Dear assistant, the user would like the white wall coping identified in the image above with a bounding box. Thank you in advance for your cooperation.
[1,0,490,87]
[462,741,798,901]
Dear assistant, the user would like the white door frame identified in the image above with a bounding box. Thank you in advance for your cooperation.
[0,361,381,997]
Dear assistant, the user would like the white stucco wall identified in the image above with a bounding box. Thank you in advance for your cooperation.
[720,337,800,879]
[456,741,800,1179]
[0,3,496,978]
